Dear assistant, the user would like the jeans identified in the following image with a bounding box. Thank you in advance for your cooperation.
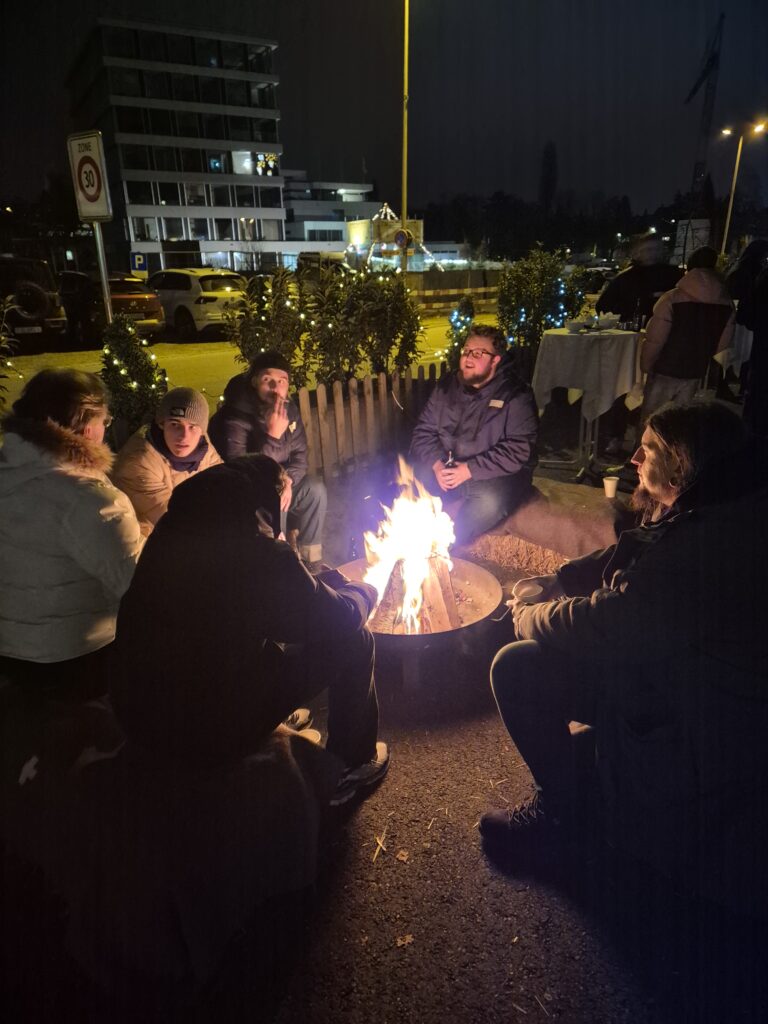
[262,627,379,769]
[641,374,699,422]
[490,640,599,810]
[413,462,533,544]
[281,475,327,562]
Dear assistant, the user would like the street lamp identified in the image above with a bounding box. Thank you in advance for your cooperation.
[720,119,767,256]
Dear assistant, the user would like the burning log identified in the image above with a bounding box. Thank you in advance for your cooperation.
[370,555,460,635]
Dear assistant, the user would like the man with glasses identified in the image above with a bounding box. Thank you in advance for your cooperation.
[410,324,538,543]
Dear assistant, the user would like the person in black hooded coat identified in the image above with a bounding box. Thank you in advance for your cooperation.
[209,351,326,566]
[110,454,388,802]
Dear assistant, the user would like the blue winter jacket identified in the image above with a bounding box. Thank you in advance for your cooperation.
[409,362,538,480]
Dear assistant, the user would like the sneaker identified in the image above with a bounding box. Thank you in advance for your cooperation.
[283,708,312,731]
[295,728,322,746]
[330,742,390,806]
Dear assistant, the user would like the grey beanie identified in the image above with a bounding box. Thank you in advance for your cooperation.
[157,387,210,430]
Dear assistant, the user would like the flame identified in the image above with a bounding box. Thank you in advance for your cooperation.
[363,457,455,634]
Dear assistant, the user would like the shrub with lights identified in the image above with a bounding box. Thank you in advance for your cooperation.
[497,247,586,380]
[445,294,475,371]
[223,267,311,388]
[225,267,423,387]
[344,268,422,377]
[302,268,361,384]
[100,315,168,441]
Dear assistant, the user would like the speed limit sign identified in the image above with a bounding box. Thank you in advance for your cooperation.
[67,131,112,222]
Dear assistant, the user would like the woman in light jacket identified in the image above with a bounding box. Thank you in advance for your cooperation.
[0,369,143,700]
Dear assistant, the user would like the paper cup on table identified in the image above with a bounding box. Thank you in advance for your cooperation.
[603,476,619,499]
[515,581,544,604]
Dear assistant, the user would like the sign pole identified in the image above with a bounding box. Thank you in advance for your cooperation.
[93,222,113,324]
[67,130,114,328]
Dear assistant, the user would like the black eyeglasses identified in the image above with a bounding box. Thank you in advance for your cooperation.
[460,348,495,360]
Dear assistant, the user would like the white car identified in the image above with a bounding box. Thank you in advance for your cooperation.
[148,268,246,339]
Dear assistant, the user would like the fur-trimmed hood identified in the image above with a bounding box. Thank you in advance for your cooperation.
[0,415,114,494]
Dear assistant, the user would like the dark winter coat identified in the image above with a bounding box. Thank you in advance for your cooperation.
[208,372,308,485]
[110,457,376,765]
[596,263,683,322]
[726,240,768,330]
[642,268,735,379]
[409,362,538,480]
[514,443,768,874]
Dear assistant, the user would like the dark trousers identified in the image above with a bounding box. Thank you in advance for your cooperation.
[281,475,327,556]
[261,627,378,770]
[0,644,114,702]
[413,462,533,544]
[490,640,599,810]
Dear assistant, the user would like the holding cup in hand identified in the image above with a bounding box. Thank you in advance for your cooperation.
[514,581,545,603]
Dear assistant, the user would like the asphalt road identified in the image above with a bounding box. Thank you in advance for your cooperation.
[1,315,456,413]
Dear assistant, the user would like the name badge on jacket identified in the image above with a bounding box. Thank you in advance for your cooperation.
[489,399,504,408]
[289,421,297,433]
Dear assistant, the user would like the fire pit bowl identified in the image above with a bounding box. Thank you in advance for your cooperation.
[336,557,503,650]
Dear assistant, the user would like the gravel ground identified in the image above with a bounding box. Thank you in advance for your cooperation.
[4,396,765,1024]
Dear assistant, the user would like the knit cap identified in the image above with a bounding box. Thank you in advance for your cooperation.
[248,350,292,379]
[157,387,210,430]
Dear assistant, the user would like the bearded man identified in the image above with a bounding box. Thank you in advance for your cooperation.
[480,401,768,914]
[409,324,538,543]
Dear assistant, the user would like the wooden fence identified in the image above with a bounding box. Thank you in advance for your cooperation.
[297,363,448,477]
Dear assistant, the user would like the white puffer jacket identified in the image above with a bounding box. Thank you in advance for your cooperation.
[0,417,143,663]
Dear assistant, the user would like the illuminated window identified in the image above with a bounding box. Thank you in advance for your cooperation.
[232,151,255,175]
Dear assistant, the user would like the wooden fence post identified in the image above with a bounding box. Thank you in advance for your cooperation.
[332,379,346,468]
[363,374,377,457]
[403,365,413,418]
[298,387,317,475]
[316,383,333,476]
[377,372,389,450]
[391,371,403,449]
[348,377,363,460]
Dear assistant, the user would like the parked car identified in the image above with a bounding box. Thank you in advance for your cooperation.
[59,272,165,346]
[147,268,246,339]
[0,255,67,352]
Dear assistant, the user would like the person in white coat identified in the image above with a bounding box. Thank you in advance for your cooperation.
[0,369,143,700]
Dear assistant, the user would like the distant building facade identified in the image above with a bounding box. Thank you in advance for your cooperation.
[67,18,382,274]
[282,170,379,250]
[68,18,291,273]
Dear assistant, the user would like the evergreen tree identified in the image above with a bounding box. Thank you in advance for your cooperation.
[223,268,311,387]
[100,315,168,438]
[444,294,475,370]
[497,247,585,379]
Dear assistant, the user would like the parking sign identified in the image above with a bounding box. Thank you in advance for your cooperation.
[130,252,148,279]
[67,131,112,222]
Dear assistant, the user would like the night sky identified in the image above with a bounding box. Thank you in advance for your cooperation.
[1,0,766,215]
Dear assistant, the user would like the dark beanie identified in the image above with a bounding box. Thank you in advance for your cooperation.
[248,349,291,379]
[687,246,718,270]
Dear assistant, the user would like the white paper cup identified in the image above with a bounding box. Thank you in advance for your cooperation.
[515,581,544,603]
[603,476,619,499]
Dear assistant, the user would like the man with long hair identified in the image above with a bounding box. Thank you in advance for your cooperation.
[480,401,768,914]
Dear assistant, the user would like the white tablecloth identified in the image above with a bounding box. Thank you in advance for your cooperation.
[726,324,753,375]
[532,329,642,423]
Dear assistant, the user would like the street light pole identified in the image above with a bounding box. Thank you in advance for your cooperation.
[720,121,766,257]
[401,0,409,274]
[720,132,744,257]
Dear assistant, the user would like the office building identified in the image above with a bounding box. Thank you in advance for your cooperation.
[68,17,292,273]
